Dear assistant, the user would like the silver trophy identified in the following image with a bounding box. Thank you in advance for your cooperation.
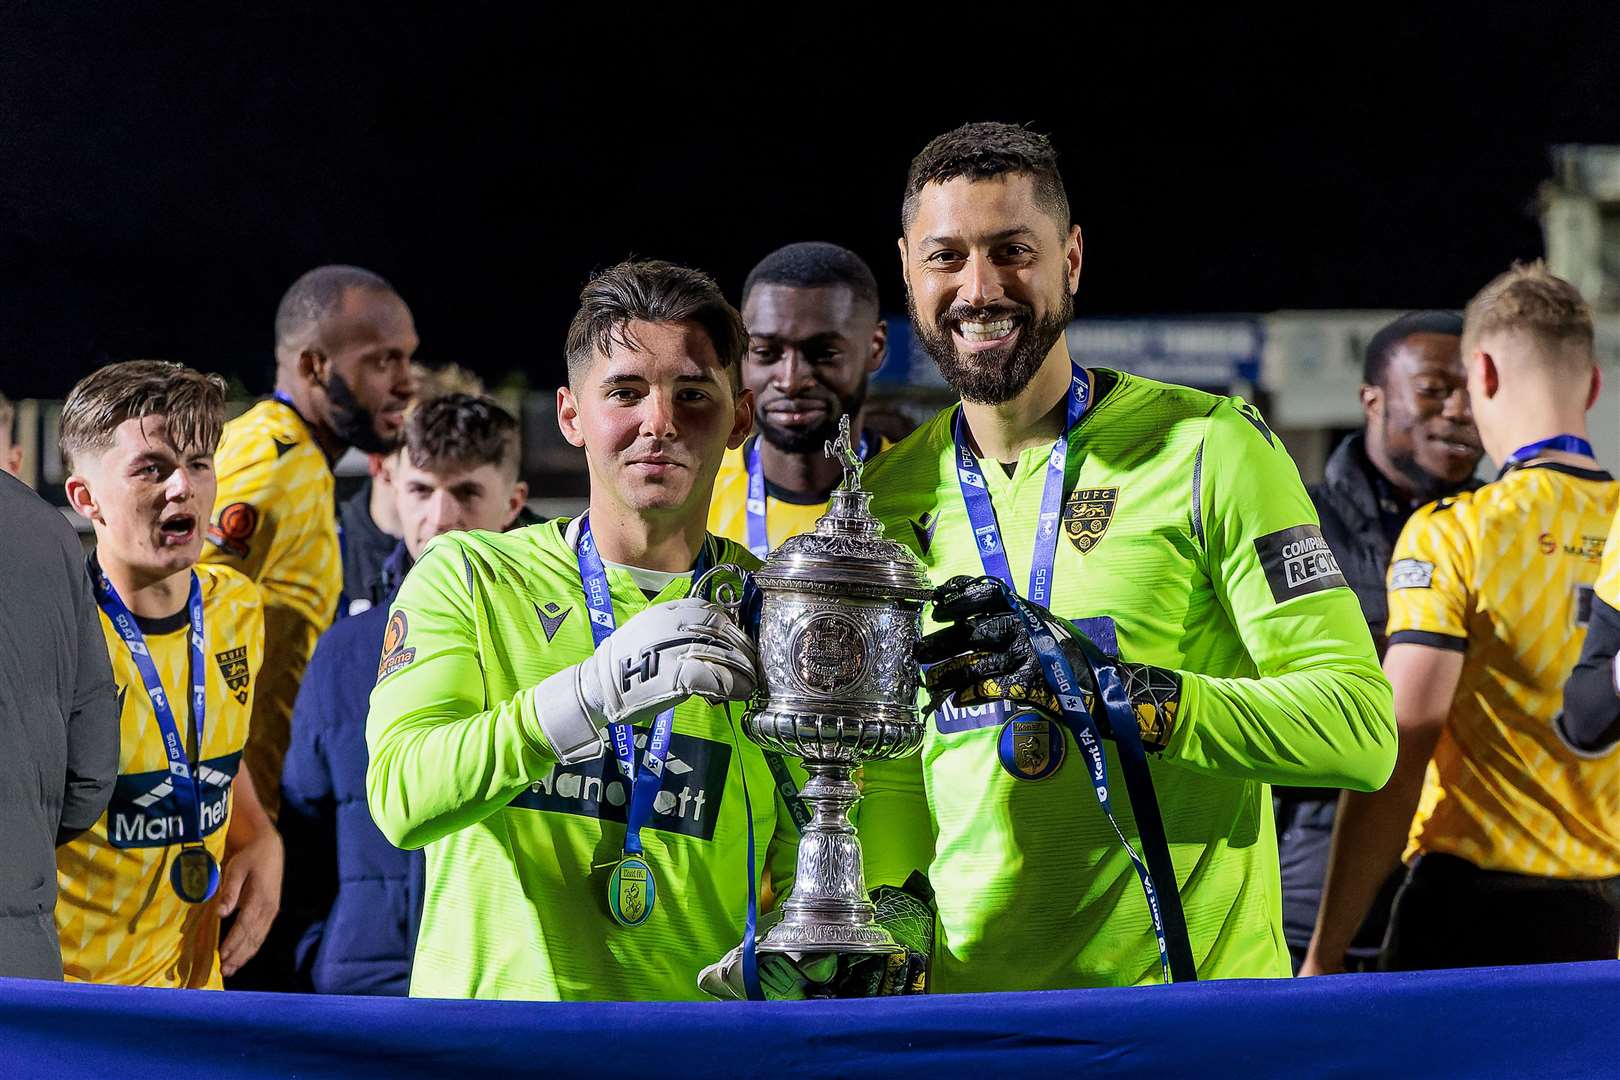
[740,415,932,956]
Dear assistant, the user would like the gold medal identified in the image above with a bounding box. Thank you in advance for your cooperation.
[606,855,656,927]
[997,711,1066,781]
[171,844,219,904]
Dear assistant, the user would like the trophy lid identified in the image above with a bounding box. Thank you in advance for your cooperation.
[754,415,933,600]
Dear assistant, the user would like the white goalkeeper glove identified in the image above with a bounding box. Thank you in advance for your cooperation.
[532,597,758,763]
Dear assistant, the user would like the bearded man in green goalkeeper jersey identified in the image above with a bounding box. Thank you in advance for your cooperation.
[366,260,802,1001]
[852,122,1397,991]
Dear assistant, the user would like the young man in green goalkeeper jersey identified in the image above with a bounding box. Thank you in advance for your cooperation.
[854,123,1397,991]
[367,260,800,1001]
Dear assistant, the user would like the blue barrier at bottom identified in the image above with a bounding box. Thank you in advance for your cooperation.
[2,962,1617,1079]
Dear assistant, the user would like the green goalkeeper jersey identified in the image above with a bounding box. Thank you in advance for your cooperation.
[367,519,796,1001]
[856,368,1394,991]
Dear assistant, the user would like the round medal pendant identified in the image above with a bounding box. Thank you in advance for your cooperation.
[607,855,656,928]
[170,845,220,904]
[998,712,1066,782]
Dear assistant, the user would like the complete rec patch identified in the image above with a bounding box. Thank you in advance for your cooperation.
[1253,524,1348,603]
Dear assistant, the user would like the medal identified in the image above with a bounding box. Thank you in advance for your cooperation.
[997,711,1066,781]
[606,854,657,927]
[577,516,711,929]
[92,566,218,903]
[171,844,220,904]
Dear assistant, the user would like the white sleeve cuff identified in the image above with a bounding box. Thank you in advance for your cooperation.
[532,669,605,765]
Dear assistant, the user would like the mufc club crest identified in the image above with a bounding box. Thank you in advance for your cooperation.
[215,646,251,705]
[1064,487,1118,555]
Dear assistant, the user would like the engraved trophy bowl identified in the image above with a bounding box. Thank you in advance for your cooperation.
[741,416,932,956]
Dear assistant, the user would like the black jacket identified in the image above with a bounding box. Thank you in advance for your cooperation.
[0,474,119,979]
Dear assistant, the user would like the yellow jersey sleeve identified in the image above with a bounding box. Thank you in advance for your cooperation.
[1386,494,1476,649]
[200,399,339,819]
[57,564,263,988]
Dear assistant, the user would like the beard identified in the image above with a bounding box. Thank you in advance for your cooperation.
[908,284,1074,406]
[1380,412,1480,501]
[757,379,870,454]
[324,370,398,455]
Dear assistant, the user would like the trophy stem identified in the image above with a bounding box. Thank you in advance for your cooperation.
[757,764,900,955]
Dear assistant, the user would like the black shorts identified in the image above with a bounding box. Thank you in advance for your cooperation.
[1382,852,1620,971]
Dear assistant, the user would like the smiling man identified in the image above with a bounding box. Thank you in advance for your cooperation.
[202,265,419,822]
[57,360,281,987]
[366,260,800,1000]
[856,122,1395,990]
[708,242,888,556]
[1305,263,1620,974]
[1275,310,1482,971]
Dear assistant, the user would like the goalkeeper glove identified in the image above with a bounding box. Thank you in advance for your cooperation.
[530,597,758,764]
[698,872,935,1000]
[916,575,1179,751]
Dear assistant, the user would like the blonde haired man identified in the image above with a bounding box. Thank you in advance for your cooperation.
[1305,262,1619,973]
[58,361,282,986]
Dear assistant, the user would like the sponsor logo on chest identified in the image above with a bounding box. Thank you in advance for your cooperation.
[510,729,732,841]
[107,752,241,848]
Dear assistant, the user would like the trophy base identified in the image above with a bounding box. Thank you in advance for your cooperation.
[756,919,903,956]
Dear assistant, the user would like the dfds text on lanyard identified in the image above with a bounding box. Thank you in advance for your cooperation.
[576,515,707,928]
[93,568,220,904]
[952,366,1088,780]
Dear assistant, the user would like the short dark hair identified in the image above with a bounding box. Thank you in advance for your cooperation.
[0,391,14,445]
[402,392,521,480]
[60,360,227,471]
[1363,310,1465,386]
[741,242,880,312]
[564,259,747,388]
[902,122,1070,234]
[274,264,396,351]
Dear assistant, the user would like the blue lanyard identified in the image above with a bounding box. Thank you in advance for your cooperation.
[991,579,1188,982]
[93,567,208,846]
[1504,434,1594,471]
[576,515,703,857]
[952,367,1089,607]
[744,431,874,558]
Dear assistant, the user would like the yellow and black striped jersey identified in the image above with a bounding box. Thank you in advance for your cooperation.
[1387,461,1620,878]
[199,397,339,818]
[707,433,888,553]
[57,562,263,988]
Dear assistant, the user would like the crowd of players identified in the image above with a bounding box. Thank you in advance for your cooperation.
[1,121,1616,1002]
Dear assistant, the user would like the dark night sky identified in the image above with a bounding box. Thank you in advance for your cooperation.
[3,5,1619,398]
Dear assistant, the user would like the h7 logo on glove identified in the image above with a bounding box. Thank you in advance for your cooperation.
[620,648,661,691]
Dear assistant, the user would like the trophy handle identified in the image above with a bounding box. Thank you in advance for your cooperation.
[694,562,749,622]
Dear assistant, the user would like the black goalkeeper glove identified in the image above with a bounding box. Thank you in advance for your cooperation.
[917,575,1180,752]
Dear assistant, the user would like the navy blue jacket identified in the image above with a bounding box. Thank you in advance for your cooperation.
[281,543,423,995]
